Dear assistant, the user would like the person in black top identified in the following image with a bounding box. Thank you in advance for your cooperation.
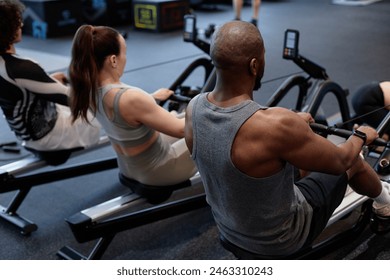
[352,81,390,139]
[0,0,101,151]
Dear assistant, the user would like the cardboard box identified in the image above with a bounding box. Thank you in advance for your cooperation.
[133,0,189,32]
[21,0,82,39]
[81,0,133,26]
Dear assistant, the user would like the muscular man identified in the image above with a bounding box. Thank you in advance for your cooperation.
[184,21,390,257]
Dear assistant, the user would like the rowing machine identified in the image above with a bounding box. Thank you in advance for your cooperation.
[0,136,118,235]
[57,173,206,260]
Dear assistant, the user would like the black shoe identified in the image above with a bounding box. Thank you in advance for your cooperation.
[250,19,258,27]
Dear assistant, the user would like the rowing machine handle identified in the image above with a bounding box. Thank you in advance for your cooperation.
[310,123,388,147]
[158,93,191,108]
[168,94,191,103]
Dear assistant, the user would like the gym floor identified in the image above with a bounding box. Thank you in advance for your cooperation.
[1,0,390,260]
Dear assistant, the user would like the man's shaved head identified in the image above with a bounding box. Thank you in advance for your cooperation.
[210,21,265,74]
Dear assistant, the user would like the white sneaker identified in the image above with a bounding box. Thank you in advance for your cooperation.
[373,202,390,217]
[372,181,390,217]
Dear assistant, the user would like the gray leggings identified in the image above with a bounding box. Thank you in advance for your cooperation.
[117,134,197,186]
[117,112,197,186]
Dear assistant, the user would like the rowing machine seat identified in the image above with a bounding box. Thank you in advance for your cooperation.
[24,146,84,166]
[219,234,311,260]
[119,173,192,204]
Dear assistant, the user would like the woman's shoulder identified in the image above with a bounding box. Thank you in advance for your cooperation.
[100,83,149,103]
[102,83,144,93]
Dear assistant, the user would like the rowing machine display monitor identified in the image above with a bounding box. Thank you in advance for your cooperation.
[283,29,299,60]
[283,29,328,80]
[183,14,196,43]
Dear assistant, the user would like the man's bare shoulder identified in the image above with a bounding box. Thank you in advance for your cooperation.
[249,107,299,130]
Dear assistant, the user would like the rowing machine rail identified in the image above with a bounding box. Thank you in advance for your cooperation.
[0,136,118,235]
[57,174,206,260]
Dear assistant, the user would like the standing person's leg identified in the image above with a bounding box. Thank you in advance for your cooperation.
[233,0,243,20]
[251,0,261,26]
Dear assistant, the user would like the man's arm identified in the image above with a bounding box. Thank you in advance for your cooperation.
[267,108,377,174]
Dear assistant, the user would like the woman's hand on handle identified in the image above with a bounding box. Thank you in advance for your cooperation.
[50,72,69,85]
[152,88,174,102]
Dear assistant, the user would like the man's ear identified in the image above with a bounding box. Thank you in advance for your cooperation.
[249,58,257,76]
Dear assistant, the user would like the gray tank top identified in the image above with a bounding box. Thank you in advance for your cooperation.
[97,83,154,147]
[191,93,312,256]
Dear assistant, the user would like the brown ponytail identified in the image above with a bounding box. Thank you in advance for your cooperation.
[69,25,120,123]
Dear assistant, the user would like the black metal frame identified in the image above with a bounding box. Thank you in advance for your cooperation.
[57,192,208,260]
[266,52,352,130]
[169,57,214,92]
[0,148,118,235]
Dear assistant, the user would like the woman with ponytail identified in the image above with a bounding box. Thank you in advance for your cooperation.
[69,25,197,186]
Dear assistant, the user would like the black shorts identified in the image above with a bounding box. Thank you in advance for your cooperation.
[295,172,348,246]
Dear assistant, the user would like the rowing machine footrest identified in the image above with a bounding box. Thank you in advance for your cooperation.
[24,146,84,166]
[118,173,191,204]
[370,213,390,235]
[375,148,390,175]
